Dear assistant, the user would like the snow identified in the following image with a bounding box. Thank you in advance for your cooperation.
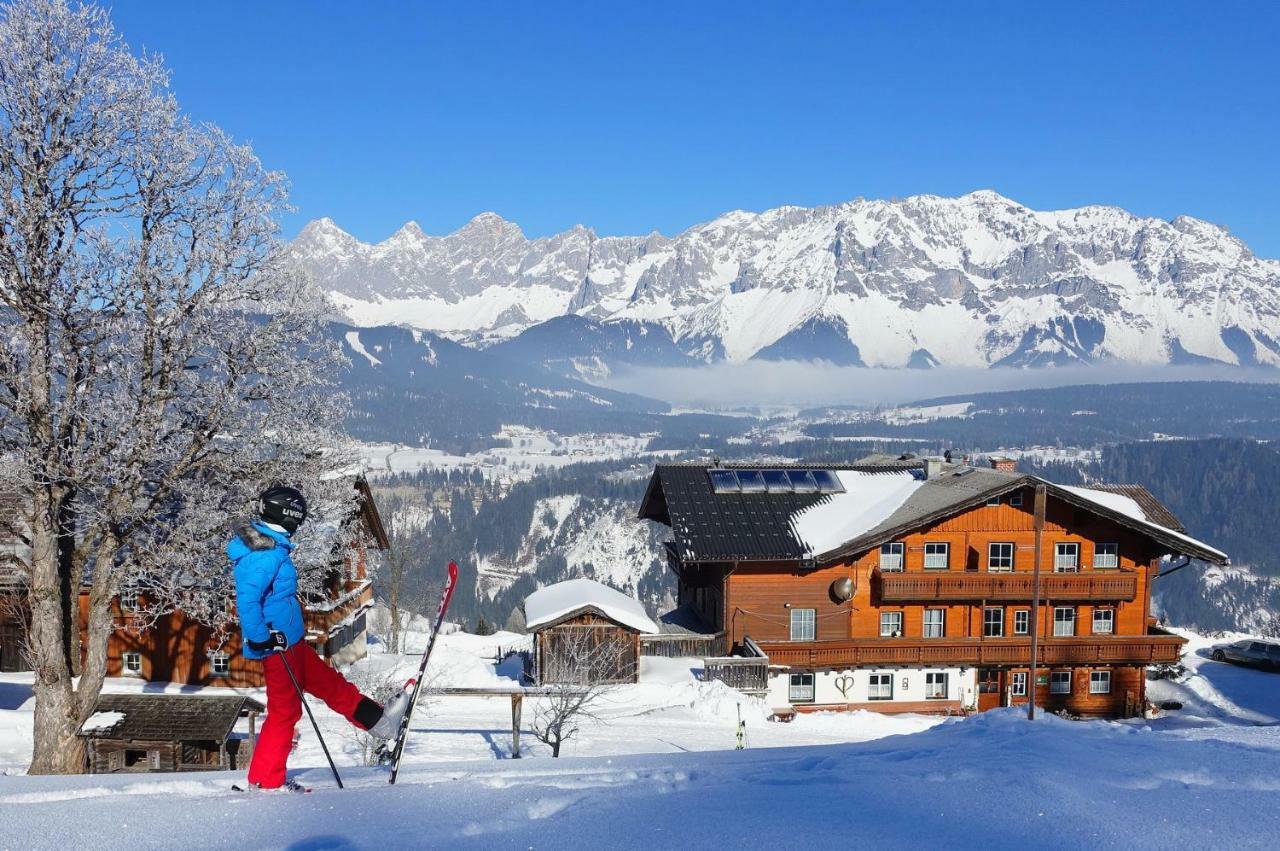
[1062,485,1230,562]
[3,625,1280,848]
[343,330,382,366]
[523,577,659,634]
[789,470,924,556]
[78,711,126,733]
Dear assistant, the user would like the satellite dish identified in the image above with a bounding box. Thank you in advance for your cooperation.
[830,576,853,602]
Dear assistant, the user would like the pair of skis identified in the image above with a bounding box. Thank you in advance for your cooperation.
[381,560,458,784]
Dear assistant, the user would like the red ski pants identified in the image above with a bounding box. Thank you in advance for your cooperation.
[247,642,366,788]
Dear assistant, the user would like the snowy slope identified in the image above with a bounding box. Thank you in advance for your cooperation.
[291,191,1280,369]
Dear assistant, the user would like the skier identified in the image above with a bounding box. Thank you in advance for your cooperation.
[229,485,407,790]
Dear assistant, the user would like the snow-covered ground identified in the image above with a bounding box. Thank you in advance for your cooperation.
[1,627,1278,849]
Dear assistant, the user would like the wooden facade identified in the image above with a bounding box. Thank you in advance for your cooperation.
[78,694,264,774]
[641,462,1229,719]
[534,609,643,686]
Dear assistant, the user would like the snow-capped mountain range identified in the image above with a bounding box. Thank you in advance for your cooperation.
[289,191,1280,370]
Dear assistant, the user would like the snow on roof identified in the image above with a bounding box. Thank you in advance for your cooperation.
[1061,485,1229,563]
[79,711,126,734]
[788,470,924,557]
[524,577,659,634]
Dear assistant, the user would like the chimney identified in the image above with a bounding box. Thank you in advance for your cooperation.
[923,456,944,479]
[989,456,1017,473]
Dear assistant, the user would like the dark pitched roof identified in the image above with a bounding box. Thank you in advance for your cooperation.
[653,604,718,636]
[1085,484,1184,531]
[77,694,265,742]
[637,461,923,563]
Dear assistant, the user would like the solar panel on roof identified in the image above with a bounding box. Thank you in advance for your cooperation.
[736,470,767,493]
[788,470,819,493]
[709,469,740,492]
[811,469,845,493]
[762,470,791,493]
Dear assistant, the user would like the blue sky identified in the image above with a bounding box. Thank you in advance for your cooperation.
[110,1,1280,256]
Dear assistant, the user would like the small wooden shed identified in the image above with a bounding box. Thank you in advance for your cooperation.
[77,694,264,774]
[525,578,658,686]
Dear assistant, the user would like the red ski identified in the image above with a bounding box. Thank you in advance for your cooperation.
[385,560,458,784]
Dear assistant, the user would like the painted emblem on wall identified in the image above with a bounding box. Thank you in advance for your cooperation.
[834,675,854,698]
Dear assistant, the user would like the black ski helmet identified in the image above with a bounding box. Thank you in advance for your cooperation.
[259,485,308,534]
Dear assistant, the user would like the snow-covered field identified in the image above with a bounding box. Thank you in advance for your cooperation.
[1,627,1278,849]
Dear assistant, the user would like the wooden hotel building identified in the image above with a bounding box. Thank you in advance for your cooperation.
[638,457,1228,718]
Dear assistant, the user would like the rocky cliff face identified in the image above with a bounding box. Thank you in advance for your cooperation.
[289,191,1280,369]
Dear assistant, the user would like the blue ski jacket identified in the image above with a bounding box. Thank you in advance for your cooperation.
[228,521,305,659]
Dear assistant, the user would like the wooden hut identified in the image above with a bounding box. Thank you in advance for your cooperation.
[525,578,659,686]
[77,694,264,773]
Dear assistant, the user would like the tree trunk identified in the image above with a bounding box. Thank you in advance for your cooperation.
[27,485,82,775]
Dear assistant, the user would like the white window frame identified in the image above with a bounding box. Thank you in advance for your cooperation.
[1053,607,1076,637]
[122,652,143,676]
[983,607,1005,638]
[210,652,231,677]
[1009,491,1024,507]
[1092,608,1115,635]
[923,542,950,570]
[1011,671,1028,696]
[789,608,816,641]
[119,589,139,612]
[789,672,815,703]
[880,611,903,638]
[868,673,893,701]
[1014,609,1030,635]
[925,672,949,700]
[922,608,945,638]
[1089,670,1111,694]
[879,542,905,572]
[985,495,1000,507]
[1050,670,1072,694]
[987,542,1014,572]
[1054,542,1080,572]
[1093,543,1119,569]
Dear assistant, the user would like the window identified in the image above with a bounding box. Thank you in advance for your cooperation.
[119,589,139,612]
[735,470,766,493]
[1054,542,1080,572]
[122,652,142,676]
[1011,671,1028,696]
[789,672,815,703]
[1093,543,1119,569]
[709,469,740,493]
[868,673,893,700]
[789,608,815,641]
[880,611,903,638]
[1050,671,1072,694]
[988,542,1014,572]
[978,670,1000,693]
[879,542,905,572]
[924,542,950,570]
[810,469,846,493]
[1092,609,1114,635]
[787,470,819,493]
[1053,607,1076,637]
[762,469,792,493]
[1089,670,1111,694]
[925,672,949,699]
[1009,491,1024,507]
[923,609,945,638]
[210,653,230,677]
[1014,609,1030,635]
[986,495,1001,507]
[983,607,1005,638]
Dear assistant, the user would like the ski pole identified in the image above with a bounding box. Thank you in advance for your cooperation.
[278,648,344,790]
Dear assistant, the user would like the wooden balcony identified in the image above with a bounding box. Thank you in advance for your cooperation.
[756,631,1183,669]
[875,569,1137,603]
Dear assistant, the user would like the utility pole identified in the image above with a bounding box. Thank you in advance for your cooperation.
[1028,484,1047,720]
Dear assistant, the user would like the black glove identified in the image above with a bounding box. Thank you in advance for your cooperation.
[247,629,288,654]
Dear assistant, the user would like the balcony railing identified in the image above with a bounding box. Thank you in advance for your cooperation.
[756,632,1183,669]
[875,570,1137,602]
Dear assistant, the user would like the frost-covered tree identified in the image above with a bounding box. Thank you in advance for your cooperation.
[0,0,347,773]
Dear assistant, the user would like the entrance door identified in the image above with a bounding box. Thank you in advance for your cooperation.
[977,668,1003,711]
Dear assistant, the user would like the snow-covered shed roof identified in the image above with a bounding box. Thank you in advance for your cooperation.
[524,577,659,635]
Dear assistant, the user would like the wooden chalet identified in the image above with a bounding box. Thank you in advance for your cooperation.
[525,577,659,686]
[91,475,389,688]
[77,694,264,773]
[638,458,1229,718]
